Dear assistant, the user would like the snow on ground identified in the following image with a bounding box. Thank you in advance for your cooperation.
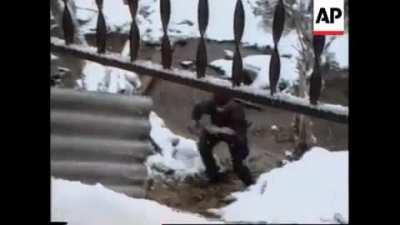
[78,61,138,94]
[212,147,348,224]
[74,0,97,24]
[51,111,348,224]
[210,52,298,90]
[51,54,59,62]
[74,0,131,34]
[74,0,274,45]
[146,111,206,183]
[73,0,301,54]
[51,148,348,224]
[77,41,141,94]
[73,1,347,69]
[51,177,218,225]
[326,34,349,69]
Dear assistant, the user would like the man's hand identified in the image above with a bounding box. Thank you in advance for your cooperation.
[205,125,236,136]
[188,120,202,135]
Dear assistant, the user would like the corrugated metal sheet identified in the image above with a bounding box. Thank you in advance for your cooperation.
[51,88,154,198]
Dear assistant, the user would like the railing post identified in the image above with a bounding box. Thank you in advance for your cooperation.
[160,0,172,68]
[232,0,245,87]
[50,0,348,124]
[196,0,209,78]
[127,0,140,62]
[62,0,75,45]
[310,35,325,105]
[269,0,285,95]
[95,0,107,53]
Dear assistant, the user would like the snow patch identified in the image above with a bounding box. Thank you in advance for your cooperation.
[210,53,298,90]
[270,125,279,131]
[80,61,138,95]
[51,177,216,225]
[146,111,205,183]
[180,60,194,68]
[51,54,59,61]
[73,0,347,70]
[214,147,349,224]
[74,0,278,47]
[224,49,234,59]
[79,41,141,94]
[74,0,131,33]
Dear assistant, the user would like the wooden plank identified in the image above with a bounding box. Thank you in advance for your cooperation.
[50,37,348,124]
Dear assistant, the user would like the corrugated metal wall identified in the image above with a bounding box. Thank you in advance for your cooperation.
[51,88,154,198]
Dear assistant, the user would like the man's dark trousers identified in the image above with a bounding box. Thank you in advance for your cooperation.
[198,130,254,186]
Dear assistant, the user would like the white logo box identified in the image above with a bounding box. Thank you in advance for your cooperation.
[313,0,345,35]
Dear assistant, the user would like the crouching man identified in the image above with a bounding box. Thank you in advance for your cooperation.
[189,93,254,186]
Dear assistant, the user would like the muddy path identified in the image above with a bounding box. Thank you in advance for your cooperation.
[147,172,245,218]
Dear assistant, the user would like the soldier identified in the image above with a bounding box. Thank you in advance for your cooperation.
[189,93,254,186]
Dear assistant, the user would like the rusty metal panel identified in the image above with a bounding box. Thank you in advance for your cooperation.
[50,88,154,198]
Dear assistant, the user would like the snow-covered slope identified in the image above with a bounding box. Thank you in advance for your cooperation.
[51,178,217,225]
[212,147,349,224]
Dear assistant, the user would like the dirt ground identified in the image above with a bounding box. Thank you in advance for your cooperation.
[135,38,347,216]
[55,34,348,217]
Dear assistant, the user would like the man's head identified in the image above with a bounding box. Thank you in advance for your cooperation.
[213,93,231,106]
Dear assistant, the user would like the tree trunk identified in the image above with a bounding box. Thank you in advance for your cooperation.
[289,1,316,160]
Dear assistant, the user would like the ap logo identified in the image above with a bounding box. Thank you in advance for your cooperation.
[313,0,345,35]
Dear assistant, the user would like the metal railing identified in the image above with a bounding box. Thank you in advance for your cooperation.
[52,0,348,124]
